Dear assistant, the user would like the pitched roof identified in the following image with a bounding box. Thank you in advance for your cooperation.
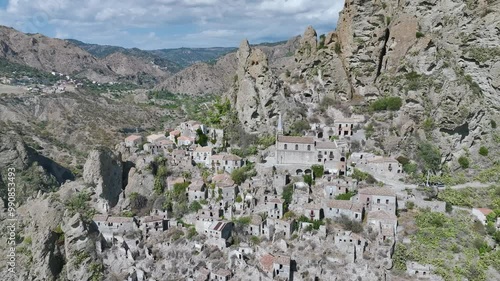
[189,180,205,191]
[315,141,338,149]
[259,254,275,272]
[474,208,493,215]
[212,153,242,161]
[274,255,291,265]
[304,202,322,210]
[107,216,135,223]
[214,269,232,277]
[194,146,213,153]
[250,215,263,225]
[326,200,353,210]
[277,135,315,144]
[209,221,228,231]
[359,187,395,197]
[142,216,163,223]
[125,135,142,142]
[93,214,109,222]
[367,210,397,221]
[169,130,180,136]
[268,197,284,204]
[367,157,400,164]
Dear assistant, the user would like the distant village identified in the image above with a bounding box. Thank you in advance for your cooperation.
[89,112,498,281]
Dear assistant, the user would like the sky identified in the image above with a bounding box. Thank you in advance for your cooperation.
[0,0,344,50]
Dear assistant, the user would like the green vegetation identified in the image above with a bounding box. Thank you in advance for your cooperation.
[364,122,375,139]
[417,142,441,173]
[437,185,500,209]
[298,216,325,231]
[233,216,252,225]
[235,195,243,203]
[370,96,402,111]
[187,227,197,239]
[311,165,324,178]
[351,168,377,184]
[282,184,294,211]
[491,120,497,129]
[231,163,256,185]
[335,191,357,200]
[129,192,148,211]
[458,156,470,169]
[163,181,190,218]
[65,191,95,222]
[303,174,313,186]
[189,201,202,213]
[89,262,104,281]
[0,58,60,85]
[479,146,489,156]
[195,128,208,146]
[393,209,499,280]
[334,42,341,54]
[250,235,261,245]
[475,164,500,183]
[466,47,500,63]
[336,215,363,233]
[416,31,425,38]
[289,119,311,136]
[318,34,326,50]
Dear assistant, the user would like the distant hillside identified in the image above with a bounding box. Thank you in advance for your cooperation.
[66,39,235,72]
[66,39,183,73]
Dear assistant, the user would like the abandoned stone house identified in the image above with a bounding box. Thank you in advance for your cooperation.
[188,180,207,202]
[367,210,398,242]
[192,146,213,166]
[92,215,138,241]
[211,153,244,173]
[292,181,310,205]
[351,153,403,179]
[205,221,234,249]
[168,130,181,141]
[334,231,369,263]
[303,202,323,221]
[146,133,168,144]
[260,254,293,281]
[166,176,186,191]
[177,135,195,146]
[267,197,284,219]
[406,262,434,279]
[210,269,232,281]
[263,217,295,240]
[333,116,364,138]
[356,187,397,214]
[124,135,143,148]
[324,200,364,222]
[139,216,168,236]
[472,208,493,225]
[246,214,263,236]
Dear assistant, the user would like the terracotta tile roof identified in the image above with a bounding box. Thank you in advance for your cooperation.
[274,255,291,265]
[367,157,400,164]
[250,215,262,225]
[142,216,163,223]
[194,146,213,153]
[93,214,109,222]
[212,153,242,161]
[169,130,180,136]
[351,202,364,212]
[214,269,232,277]
[367,210,397,221]
[359,187,395,197]
[189,180,205,191]
[277,135,315,144]
[107,216,135,223]
[178,136,194,141]
[315,141,338,149]
[259,254,275,272]
[474,208,493,215]
[125,135,142,142]
[326,200,353,210]
[268,197,284,204]
[304,202,322,210]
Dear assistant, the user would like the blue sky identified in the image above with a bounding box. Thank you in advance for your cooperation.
[0,0,343,49]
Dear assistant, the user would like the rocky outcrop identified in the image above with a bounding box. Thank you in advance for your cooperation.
[83,147,123,210]
[61,213,102,281]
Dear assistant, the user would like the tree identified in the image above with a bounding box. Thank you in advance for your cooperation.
[303,174,313,186]
[418,142,441,173]
[231,167,247,185]
[311,165,324,178]
[289,120,310,136]
[189,201,202,213]
[195,128,208,146]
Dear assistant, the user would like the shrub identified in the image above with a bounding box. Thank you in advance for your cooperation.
[479,146,489,156]
[235,195,243,203]
[189,201,202,213]
[371,96,402,111]
[416,31,424,38]
[303,174,313,186]
[335,191,356,200]
[289,119,310,136]
[458,156,470,169]
[406,201,415,210]
[335,42,341,54]
[282,184,294,210]
[311,165,324,178]
[491,120,497,129]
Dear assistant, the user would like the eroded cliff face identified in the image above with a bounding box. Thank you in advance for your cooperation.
[231,0,500,167]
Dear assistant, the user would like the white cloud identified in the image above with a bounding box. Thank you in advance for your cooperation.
[0,0,345,48]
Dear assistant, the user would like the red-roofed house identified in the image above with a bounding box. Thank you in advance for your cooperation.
[472,208,493,225]
[124,135,143,148]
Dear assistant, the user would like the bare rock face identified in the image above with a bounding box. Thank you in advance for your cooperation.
[83,147,123,209]
[62,213,102,281]
[229,39,287,133]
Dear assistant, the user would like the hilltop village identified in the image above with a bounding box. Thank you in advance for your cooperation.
[80,110,487,281]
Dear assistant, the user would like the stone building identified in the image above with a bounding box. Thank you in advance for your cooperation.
[188,180,207,202]
[211,153,244,173]
[334,231,369,263]
[351,153,403,179]
[357,187,397,214]
[192,146,213,166]
[324,200,364,222]
[124,135,143,148]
